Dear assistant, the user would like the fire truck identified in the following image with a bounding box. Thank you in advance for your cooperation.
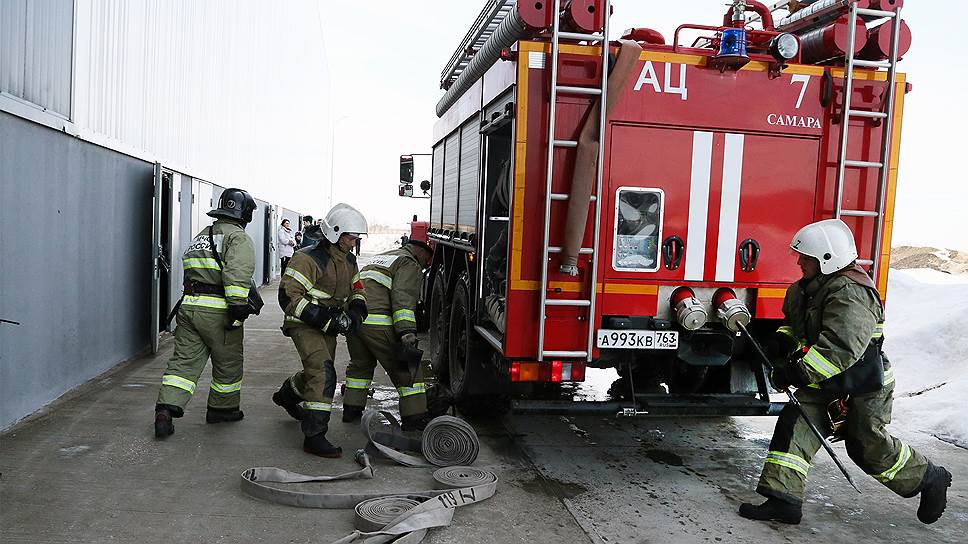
[399,0,911,416]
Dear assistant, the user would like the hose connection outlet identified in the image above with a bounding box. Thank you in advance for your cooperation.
[671,287,707,331]
[713,288,751,333]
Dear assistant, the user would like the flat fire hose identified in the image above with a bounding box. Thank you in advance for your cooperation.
[240,411,497,544]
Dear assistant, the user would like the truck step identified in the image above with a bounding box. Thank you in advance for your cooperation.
[556,85,602,96]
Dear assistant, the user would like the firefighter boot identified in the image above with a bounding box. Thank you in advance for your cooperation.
[401,413,433,432]
[154,404,180,439]
[303,433,342,458]
[272,379,304,421]
[342,405,364,423]
[206,407,244,424]
[738,498,802,525]
[917,463,952,524]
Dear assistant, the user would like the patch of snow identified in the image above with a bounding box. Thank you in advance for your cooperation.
[885,269,968,448]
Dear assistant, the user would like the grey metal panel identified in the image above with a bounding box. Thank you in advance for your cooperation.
[430,143,444,229]
[23,0,73,116]
[457,119,481,231]
[0,111,153,430]
[0,0,28,98]
[441,133,460,228]
[167,172,184,316]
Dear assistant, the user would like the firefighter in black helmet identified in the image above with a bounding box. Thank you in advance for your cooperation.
[154,188,257,438]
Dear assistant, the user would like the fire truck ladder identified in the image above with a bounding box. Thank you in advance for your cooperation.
[537,0,612,362]
[833,2,903,280]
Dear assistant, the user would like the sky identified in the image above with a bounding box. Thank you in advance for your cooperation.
[312,1,968,249]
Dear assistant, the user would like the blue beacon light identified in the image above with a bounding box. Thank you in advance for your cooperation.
[717,27,749,61]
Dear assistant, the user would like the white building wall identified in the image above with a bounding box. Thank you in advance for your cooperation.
[2,0,329,212]
[0,0,74,118]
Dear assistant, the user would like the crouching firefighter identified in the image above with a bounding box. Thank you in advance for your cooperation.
[740,219,952,525]
[343,240,435,431]
[273,203,368,458]
[154,188,258,438]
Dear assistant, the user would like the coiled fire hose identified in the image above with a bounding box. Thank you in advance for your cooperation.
[240,411,498,544]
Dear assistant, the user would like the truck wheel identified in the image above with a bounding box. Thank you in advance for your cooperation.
[448,275,476,401]
[428,268,449,381]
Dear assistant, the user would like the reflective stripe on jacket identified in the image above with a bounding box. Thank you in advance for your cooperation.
[781,264,886,394]
[279,240,363,331]
[181,220,255,311]
[358,246,423,335]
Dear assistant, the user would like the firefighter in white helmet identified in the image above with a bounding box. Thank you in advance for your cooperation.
[272,203,368,458]
[740,219,951,525]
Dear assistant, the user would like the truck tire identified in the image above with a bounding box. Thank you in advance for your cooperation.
[428,268,449,381]
[448,274,508,417]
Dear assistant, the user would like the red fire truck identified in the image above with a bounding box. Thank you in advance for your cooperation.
[401,0,911,416]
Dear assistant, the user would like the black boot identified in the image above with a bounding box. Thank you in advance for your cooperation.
[918,463,952,524]
[401,413,432,432]
[738,498,802,524]
[154,406,174,438]
[425,384,453,418]
[272,379,304,421]
[342,405,364,423]
[303,433,342,458]
[206,407,244,424]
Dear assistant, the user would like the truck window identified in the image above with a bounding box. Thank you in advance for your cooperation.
[613,188,663,272]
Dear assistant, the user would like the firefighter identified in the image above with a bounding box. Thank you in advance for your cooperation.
[739,219,952,525]
[342,240,434,431]
[272,203,368,458]
[154,188,257,438]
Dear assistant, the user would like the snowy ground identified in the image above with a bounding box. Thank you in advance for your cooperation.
[885,268,968,449]
[359,231,407,256]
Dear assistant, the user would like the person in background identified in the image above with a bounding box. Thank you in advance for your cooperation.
[399,234,409,246]
[294,231,302,247]
[355,237,362,256]
[278,219,296,273]
[302,216,314,232]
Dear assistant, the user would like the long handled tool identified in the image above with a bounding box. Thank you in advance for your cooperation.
[737,321,861,494]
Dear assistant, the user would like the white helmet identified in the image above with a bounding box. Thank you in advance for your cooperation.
[322,203,368,244]
[790,219,858,274]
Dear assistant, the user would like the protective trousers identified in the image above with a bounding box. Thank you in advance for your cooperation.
[157,308,244,411]
[287,326,338,437]
[757,383,929,505]
[344,325,427,417]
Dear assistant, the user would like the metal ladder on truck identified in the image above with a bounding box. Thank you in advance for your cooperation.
[536,0,612,362]
[833,2,903,280]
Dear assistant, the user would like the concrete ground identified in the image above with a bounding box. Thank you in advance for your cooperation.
[2,280,966,543]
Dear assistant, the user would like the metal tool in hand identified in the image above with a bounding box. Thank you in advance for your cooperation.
[737,321,861,494]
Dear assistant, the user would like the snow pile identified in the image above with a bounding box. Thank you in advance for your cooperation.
[885,268,968,448]
[891,246,968,275]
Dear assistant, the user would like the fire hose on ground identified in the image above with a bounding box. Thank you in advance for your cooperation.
[241,411,498,544]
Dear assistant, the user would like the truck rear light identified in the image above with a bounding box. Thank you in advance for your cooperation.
[551,360,563,382]
[672,287,707,331]
[570,362,586,382]
[713,288,752,333]
[510,361,586,382]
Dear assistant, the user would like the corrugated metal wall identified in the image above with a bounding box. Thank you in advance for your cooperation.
[0,0,74,117]
[69,0,329,211]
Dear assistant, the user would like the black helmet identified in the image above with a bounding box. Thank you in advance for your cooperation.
[208,188,257,224]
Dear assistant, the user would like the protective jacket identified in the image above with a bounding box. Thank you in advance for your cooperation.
[778,264,888,395]
[279,240,364,333]
[181,219,255,311]
[357,246,423,335]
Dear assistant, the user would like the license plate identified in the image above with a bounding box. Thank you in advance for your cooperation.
[596,329,678,350]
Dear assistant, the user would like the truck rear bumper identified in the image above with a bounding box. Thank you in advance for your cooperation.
[512,394,784,417]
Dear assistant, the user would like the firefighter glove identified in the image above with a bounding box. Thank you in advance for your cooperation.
[322,310,353,336]
[299,302,340,331]
[347,299,368,333]
[783,350,813,389]
[400,332,418,350]
[226,304,250,330]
